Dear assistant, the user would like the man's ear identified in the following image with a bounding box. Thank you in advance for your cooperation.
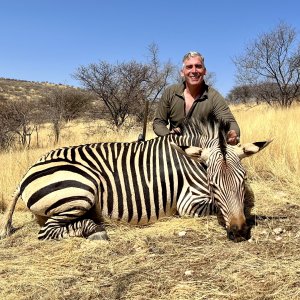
[170,142,209,163]
[233,140,272,159]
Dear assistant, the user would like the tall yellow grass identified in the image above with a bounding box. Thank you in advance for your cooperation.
[1,104,299,209]
[232,104,300,186]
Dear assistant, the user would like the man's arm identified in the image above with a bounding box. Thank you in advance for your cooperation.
[212,90,240,144]
[153,89,171,136]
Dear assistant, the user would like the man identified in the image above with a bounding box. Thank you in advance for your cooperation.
[153,51,239,145]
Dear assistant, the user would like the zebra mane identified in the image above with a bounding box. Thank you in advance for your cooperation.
[177,114,230,160]
[218,119,230,161]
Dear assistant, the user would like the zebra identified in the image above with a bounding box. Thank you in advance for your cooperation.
[0,116,271,242]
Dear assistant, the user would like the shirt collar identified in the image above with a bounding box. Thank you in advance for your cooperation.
[175,80,209,99]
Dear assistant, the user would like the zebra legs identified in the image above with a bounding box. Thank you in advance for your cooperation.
[0,190,20,239]
[38,216,109,240]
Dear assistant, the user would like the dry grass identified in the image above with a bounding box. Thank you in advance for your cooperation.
[232,104,300,185]
[0,104,300,299]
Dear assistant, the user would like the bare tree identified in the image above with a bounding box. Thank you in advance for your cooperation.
[0,103,15,150]
[0,99,37,150]
[74,61,145,128]
[233,22,300,107]
[62,88,93,122]
[227,85,257,104]
[134,43,175,123]
[41,87,92,143]
[73,44,175,128]
[204,71,217,87]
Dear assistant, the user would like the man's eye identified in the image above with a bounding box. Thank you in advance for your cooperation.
[185,64,202,69]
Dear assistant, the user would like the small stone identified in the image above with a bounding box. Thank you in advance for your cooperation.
[275,236,282,241]
[178,231,187,237]
[273,227,283,235]
[184,270,194,276]
[87,277,95,282]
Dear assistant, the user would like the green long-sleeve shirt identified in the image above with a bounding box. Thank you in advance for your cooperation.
[153,81,240,137]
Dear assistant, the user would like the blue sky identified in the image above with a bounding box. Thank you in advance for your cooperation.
[1,0,300,96]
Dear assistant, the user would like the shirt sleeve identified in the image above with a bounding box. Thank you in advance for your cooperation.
[153,88,171,136]
[212,90,240,137]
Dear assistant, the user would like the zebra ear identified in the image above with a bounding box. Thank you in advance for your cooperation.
[234,140,272,159]
[170,142,206,162]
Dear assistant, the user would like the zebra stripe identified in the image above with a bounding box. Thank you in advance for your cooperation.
[0,117,271,242]
[20,132,209,225]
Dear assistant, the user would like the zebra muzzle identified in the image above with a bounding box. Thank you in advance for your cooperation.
[227,223,251,242]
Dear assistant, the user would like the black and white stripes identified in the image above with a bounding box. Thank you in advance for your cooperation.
[0,116,271,242]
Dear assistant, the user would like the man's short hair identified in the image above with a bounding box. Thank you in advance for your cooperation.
[182,51,205,69]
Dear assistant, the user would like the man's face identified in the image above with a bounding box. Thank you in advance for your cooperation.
[181,56,206,87]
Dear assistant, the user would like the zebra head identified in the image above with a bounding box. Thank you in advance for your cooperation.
[170,119,272,242]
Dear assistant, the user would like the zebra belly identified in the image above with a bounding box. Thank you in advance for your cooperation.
[20,162,99,217]
[24,188,96,217]
[102,204,178,226]
[99,181,178,225]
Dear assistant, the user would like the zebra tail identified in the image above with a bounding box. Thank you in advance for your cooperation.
[0,187,21,239]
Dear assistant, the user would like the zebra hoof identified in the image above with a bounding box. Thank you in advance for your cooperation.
[88,231,109,241]
[0,225,16,239]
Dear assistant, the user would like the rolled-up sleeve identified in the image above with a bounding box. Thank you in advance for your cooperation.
[212,91,240,137]
[153,89,171,136]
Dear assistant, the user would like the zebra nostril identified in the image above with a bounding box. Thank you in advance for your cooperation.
[227,225,239,240]
[227,230,236,241]
[227,223,251,242]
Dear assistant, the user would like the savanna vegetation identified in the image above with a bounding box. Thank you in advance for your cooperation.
[0,102,299,300]
[230,22,300,108]
[1,24,299,298]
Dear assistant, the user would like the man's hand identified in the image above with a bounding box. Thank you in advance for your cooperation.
[170,127,239,144]
[226,130,239,145]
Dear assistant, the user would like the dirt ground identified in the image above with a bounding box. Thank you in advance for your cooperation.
[0,180,299,300]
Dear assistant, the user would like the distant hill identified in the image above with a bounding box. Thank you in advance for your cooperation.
[0,77,110,121]
[0,77,80,102]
